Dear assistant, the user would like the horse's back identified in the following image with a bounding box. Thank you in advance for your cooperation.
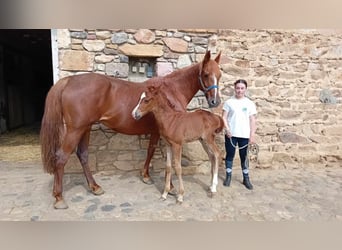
[193,109,223,133]
[62,73,112,93]
[56,73,155,133]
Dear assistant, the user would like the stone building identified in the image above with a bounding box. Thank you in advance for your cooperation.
[52,29,342,173]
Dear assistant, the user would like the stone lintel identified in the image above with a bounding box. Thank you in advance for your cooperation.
[118,44,163,57]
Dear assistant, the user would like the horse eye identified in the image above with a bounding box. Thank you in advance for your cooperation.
[204,73,209,78]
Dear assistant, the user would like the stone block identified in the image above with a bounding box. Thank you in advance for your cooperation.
[111,32,128,44]
[118,44,163,57]
[177,54,192,69]
[134,29,155,44]
[95,54,115,63]
[57,29,71,48]
[114,160,140,171]
[162,38,188,53]
[182,141,209,161]
[90,130,110,146]
[322,126,342,136]
[59,50,94,71]
[156,62,173,76]
[65,153,97,173]
[105,62,129,77]
[279,132,310,144]
[108,134,140,150]
[96,150,118,164]
[83,40,106,52]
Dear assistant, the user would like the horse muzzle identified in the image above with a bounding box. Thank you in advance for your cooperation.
[132,110,142,120]
[207,97,221,108]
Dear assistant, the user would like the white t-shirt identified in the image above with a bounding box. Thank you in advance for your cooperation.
[223,96,257,139]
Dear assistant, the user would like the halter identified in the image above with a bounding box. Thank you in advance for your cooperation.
[198,75,218,94]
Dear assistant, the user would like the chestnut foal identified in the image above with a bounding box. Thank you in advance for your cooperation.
[132,84,224,203]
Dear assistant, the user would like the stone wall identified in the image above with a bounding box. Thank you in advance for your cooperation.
[55,29,342,173]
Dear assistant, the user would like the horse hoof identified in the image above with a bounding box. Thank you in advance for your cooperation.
[168,188,177,196]
[54,199,68,209]
[160,193,168,201]
[176,196,183,204]
[142,177,154,185]
[92,186,105,195]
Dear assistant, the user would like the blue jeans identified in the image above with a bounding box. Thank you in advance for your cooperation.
[224,136,249,175]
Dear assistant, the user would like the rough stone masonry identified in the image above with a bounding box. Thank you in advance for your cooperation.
[55,29,342,173]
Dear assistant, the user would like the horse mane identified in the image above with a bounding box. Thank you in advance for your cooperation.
[163,63,199,80]
[146,78,185,112]
[156,88,177,110]
[146,63,200,112]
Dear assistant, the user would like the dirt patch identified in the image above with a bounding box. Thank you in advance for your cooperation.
[0,125,41,163]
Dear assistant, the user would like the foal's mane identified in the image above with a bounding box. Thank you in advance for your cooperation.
[145,61,203,113]
[146,82,178,111]
[156,88,176,110]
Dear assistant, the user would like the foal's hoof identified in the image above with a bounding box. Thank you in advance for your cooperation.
[54,199,68,209]
[207,191,215,198]
[142,177,154,185]
[160,193,168,201]
[168,188,178,196]
[207,187,216,198]
[176,199,183,205]
[92,186,105,195]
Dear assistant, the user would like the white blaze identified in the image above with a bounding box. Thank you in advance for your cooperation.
[212,75,218,101]
[132,92,146,118]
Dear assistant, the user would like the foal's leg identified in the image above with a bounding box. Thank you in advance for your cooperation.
[172,144,184,204]
[76,128,104,195]
[141,133,160,184]
[161,145,172,200]
[200,138,219,194]
[53,128,84,209]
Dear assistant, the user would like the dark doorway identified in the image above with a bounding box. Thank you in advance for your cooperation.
[0,29,53,132]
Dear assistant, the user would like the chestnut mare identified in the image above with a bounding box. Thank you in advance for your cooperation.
[40,50,221,209]
[132,83,224,203]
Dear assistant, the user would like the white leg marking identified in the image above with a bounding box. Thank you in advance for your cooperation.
[211,172,218,192]
[166,145,172,168]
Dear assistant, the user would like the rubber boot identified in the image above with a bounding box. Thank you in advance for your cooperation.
[223,173,231,187]
[224,160,233,187]
[243,175,253,190]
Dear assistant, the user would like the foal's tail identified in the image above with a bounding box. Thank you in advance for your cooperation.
[40,78,68,174]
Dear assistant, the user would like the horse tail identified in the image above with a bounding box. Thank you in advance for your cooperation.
[40,78,68,174]
[215,115,224,134]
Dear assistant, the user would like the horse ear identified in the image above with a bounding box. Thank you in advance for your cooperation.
[214,51,221,63]
[146,80,162,93]
[147,86,155,92]
[203,50,211,63]
[148,83,162,95]
[147,86,158,94]
[200,50,211,73]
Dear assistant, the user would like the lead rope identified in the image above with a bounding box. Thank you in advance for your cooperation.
[229,137,259,169]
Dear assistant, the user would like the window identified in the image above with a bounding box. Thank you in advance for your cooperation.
[128,57,156,83]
